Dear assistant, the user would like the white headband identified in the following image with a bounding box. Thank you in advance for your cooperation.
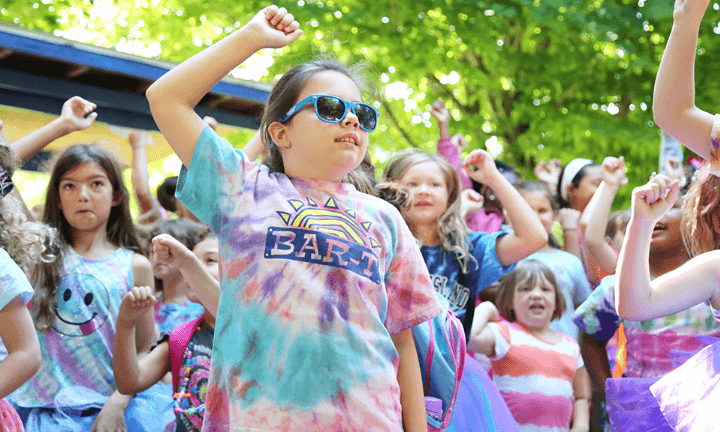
[560,158,594,202]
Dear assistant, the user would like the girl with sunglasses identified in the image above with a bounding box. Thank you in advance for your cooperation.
[146,6,441,432]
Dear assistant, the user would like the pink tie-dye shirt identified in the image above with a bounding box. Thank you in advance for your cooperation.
[177,126,442,432]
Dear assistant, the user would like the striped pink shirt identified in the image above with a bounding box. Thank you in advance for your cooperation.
[488,321,583,432]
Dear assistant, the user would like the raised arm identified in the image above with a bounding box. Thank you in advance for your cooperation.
[653,0,714,160]
[242,131,267,162]
[11,96,97,162]
[113,286,169,395]
[464,150,547,266]
[583,157,627,276]
[152,234,220,316]
[615,175,720,320]
[128,130,163,226]
[146,6,302,167]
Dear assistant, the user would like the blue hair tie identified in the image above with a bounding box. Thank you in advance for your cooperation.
[0,164,13,197]
[270,140,276,148]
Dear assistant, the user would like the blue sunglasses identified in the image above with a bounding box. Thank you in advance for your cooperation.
[279,94,379,132]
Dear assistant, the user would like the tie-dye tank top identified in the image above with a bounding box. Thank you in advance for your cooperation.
[11,246,134,407]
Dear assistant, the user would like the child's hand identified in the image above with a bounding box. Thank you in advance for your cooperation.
[203,116,219,131]
[60,96,98,132]
[248,5,302,49]
[663,156,687,187]
[118,286,156,327]
[600,156,627,188]
[450,133,467,150]
[431,99,450,125]
[673,0,712,27]
[534,158,562,187]
[152,233,194,268]
[557,208,581,231]
[460,189,484,219]
[631,174,680,224]
[478,301,500,322]
[128,130,152,149]
[463,149,500,185]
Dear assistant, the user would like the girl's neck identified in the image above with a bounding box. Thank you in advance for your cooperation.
[410,222,441,247]
[71,227,116,259]
[162,275,189,304]
[538,244,556,254]
[649,244,690,279]
[519,321,557,342]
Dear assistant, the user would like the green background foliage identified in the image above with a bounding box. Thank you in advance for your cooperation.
[4,0,720,210]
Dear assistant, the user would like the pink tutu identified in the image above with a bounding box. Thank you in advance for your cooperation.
[650,339,720,432]
[0,398,23,432]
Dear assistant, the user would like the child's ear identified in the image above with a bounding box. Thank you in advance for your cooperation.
[268,122,291,150]
[112,191,122,207]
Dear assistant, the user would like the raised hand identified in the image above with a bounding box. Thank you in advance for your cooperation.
[60,96,98,132]
[600,156,627,188]
[534,158,562,188]
[203,116,219,131]
[248,5,303,49]
[673,0,712,27]
[152,233,194,268]
[557,208,581,231]
[431,99,450,124]
[117,286,156,327]
[631,174,680,224]
[128,130,153,149]
[460,189,484,219]
[463,149,500,185]
[450,133,467,150]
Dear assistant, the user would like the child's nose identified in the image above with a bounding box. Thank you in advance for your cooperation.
[343,110,360,129]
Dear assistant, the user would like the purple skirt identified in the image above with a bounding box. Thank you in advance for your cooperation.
[605,378,673,432]
[447,354,519,432]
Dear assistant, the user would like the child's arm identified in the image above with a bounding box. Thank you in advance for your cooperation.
[558,208,582,260]
[131,253,157,351]
[534,158,562,196]
[433,99,473,190]
[467,301,500,356]
[579,333,611,406]
[152,234,220,316]
[583,157,627,276]
[146,6,302,168]
[0,296,41,399]
[113,286,169,394]
[391,328,426,432]
[464,150,547,266]
[128,130,163,226]
[653,0,714,160]
[242,131,267,163]
[10,96,97,162]
[570,366,591,432]
[616,175,720,320]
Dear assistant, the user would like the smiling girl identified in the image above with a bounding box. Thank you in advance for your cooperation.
[470,260,590,432]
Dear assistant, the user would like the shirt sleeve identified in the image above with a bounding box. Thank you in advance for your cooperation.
[487,321,511,360]
[175,125,253,233]
[468,231,517,296]
[0,249,34,310]
[572,275,621,342]
[437,137,473,190]
[383,211,442,334]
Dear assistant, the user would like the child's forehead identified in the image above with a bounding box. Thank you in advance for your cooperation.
[300,70,363,102]
[193,236,218,254]
[61,161,109,180]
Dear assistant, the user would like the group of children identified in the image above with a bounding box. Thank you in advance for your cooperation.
[1,1,720,431]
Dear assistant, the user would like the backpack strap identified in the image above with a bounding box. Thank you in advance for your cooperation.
[169,317,204,387]
[424,319,435,395]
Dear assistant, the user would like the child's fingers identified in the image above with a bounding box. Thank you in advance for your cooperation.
[270,6,287,26]
[263,4,279,19]
[277,12,295,31]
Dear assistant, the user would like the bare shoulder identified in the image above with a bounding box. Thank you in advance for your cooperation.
[131,253,154,287]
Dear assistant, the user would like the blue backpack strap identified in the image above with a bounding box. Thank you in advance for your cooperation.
[169,317,204,388]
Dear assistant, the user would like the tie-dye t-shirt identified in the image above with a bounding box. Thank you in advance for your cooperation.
[176,126,442,432]
[11,246,134,407]
[155,299,204,335]
[572,275,720,377]
[0,247,34,362]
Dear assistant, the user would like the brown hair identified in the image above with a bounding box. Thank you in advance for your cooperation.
[259,58,372,175]
[381,150,473,272]
[495,259,566,323]
[32,144,142,330]
[606,208,631,239]
[516,181,561,249]
[681,164,720,257]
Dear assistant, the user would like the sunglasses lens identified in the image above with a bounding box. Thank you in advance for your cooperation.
[317,96,346,122]
[355,104,377,131]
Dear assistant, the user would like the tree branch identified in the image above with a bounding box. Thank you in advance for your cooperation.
[380,98,418,148]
